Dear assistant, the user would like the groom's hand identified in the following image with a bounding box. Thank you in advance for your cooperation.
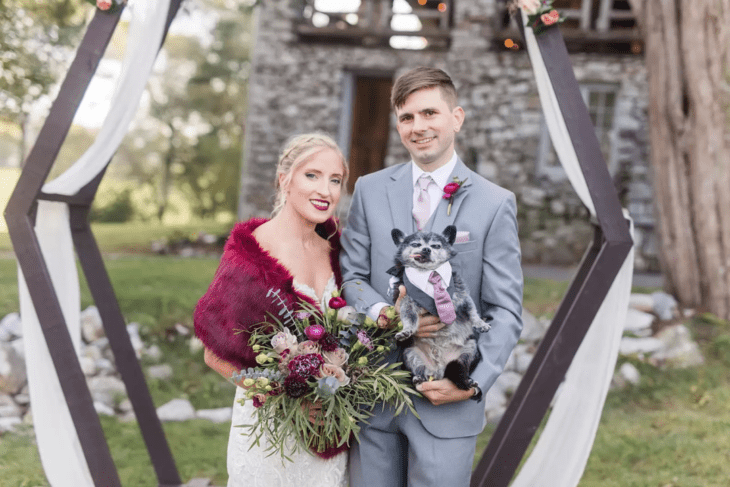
[416,379,475,405]
[393,285,445,338]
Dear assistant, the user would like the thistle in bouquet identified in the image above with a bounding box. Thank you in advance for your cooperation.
[233,288,418,461]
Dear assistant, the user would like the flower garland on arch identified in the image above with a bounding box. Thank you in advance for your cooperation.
[87,0,124,13]
[510,0,565,36]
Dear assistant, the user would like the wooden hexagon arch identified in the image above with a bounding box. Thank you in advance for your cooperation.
[470,19,633,487]
[4,3,184,486]
[4,3,632,487]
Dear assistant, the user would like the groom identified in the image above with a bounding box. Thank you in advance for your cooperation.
[340,67,523,486]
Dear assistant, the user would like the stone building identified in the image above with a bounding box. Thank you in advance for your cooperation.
[239,0,657,270]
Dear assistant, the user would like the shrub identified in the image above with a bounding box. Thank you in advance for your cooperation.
[90,189,136,223]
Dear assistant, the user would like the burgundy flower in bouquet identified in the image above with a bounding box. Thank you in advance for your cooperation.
[233,287,416,461]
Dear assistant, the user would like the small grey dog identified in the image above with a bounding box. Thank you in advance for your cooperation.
[388,225,490,390]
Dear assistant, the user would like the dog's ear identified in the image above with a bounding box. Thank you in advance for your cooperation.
[392,229,405,245]
[443,225,457,246]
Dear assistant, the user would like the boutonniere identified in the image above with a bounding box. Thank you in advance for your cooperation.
[442,177,467,216]
[509,0,564,36]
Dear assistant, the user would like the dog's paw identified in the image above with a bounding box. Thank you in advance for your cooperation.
[475,320,491,332]
[396,330,414,341]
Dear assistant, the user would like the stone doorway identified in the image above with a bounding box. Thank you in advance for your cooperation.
[346,75,393,194]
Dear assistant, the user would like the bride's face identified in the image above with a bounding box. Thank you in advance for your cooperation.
[281,148,345,224]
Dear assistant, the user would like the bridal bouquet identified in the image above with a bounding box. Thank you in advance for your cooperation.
[233,288,418,460]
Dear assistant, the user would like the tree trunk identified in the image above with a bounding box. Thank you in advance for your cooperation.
[629,0,730,320]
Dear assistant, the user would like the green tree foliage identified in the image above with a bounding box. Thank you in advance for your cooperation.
[0,0,86,162]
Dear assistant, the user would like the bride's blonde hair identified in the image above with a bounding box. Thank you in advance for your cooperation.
[272,133,349,217]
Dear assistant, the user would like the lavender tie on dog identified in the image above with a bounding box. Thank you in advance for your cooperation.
[428,271,456,325]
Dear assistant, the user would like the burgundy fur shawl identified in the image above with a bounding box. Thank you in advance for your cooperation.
[194,218,343,370]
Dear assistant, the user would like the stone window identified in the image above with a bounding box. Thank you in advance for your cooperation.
[296,0,453,50]
[536,83,619,182]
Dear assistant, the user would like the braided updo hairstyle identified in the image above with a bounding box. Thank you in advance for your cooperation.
[272,133,348,217]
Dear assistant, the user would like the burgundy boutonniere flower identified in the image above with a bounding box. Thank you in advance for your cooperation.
[442,177,467,216]
[328,296,347,309]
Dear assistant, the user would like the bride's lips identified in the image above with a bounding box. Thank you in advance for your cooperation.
[311,199,330,211]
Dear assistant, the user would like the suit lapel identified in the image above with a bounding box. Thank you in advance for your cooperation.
[386,163,415,233]
[430,158,473,232]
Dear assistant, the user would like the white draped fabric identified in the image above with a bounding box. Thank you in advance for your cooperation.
[17,1,170,485]
[510,12,635,487]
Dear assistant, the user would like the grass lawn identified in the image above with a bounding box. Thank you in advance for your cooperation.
[1,234,729,485]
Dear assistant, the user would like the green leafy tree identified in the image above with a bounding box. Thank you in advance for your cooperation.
[0,0,86,164]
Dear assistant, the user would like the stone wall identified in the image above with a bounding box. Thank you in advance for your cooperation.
[239,0,657,270]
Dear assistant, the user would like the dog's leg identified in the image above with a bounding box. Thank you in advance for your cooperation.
[443,339,479,390]
[395,297,420,341]
[403,347,428,386]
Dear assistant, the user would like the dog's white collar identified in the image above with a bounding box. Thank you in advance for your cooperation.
[405,262,452,298]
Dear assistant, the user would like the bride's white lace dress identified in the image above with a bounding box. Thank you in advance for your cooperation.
[226,275,348,487]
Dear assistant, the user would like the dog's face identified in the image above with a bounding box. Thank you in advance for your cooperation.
[392,226,457,271]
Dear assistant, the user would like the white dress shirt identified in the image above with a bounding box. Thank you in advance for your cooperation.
[368,152,458,320]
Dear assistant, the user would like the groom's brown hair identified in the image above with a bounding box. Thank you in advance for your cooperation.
[390,67,458,110]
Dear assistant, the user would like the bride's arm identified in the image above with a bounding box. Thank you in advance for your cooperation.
[204,347,250,388]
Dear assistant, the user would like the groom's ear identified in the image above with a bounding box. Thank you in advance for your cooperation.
[443,225,457,246]
[391,229,405,245]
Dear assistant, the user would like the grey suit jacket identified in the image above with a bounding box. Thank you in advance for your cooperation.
[340,158,523,438]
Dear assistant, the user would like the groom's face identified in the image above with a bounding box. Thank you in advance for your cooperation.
[395,86,464,172]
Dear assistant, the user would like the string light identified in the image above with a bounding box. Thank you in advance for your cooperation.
[438,2,447,12]
[504,39,514,48]
[418,0,427,5]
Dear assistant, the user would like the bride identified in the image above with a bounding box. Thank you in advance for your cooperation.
[194,133,349,486]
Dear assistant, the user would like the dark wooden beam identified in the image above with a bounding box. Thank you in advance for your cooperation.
[470,20,633,487]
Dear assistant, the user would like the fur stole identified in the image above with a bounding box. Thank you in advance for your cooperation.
[193,217,342,371]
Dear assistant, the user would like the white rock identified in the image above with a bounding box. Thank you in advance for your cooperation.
[623,308,655,333]
[485,405,507,425]
[94,401,116,416]
[82,343,103,362]
[79,356,97,376]
[512,345,535,374]
[14,393,30,406]
[189,336,204,354]
[0,393,22,417]
[127,323,145,358]
[9,338,24,360]
[87,376,127,406]
[174,324,190,336]
[0,313,22,341]
[145,345,163,362]
[0,417,22,432]
[620,337,663,356]
[117,399,133,413]
[491,371,522,397]
[520,309,547,342]
[22,408,32,425]
[652,324,704,368]
[147,364,174,380]
[652,292,678,321]
[0,342,27,394]
[81,306,104,343]
[95,358,116,376]
[196,407,232,423]
[628,293,654,313]
[119,410,137,423]
[157,398,195,422]
[619,362,641,385]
